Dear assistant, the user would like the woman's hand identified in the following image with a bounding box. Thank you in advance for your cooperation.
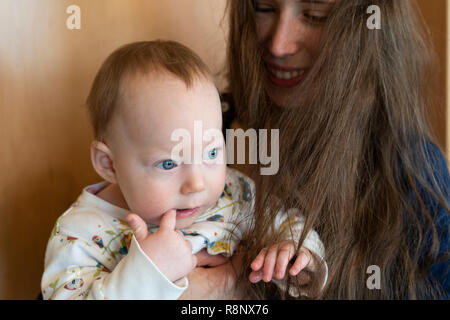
[178,249,244,300]
[195,249,229,267]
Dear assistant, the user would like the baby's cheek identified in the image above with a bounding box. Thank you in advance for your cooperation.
[213,167,227,198]
[132,189,171,223]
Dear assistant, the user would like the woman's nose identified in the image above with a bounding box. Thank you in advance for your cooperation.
[180,166,206,195]
[269,12,301,58]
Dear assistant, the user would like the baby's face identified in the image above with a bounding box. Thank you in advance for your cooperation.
[107,72,226,229]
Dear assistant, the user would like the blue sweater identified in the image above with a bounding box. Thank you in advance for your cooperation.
[423,141,450,299]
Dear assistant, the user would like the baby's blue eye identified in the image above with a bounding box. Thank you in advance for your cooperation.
[208,148,218,160]
[156,159,177,170]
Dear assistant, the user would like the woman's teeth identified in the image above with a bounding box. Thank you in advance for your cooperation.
[269,67,305,80]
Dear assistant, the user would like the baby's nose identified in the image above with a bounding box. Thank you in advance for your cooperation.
[180,166,206,195]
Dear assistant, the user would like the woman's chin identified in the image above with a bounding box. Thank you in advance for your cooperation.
[266,81,302,109]
[267,91,298,109]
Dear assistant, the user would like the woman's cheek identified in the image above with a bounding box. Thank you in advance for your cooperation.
[256,20,271,43]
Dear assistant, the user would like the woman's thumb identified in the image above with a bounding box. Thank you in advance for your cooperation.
[126,213,148,242]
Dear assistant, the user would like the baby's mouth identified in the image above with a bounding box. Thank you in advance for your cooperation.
[175,207,200,219]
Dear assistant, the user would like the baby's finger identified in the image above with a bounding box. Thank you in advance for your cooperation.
[158,209,177,232]
[250,247,268,271]
[289,249,311,276]
[185,239,193,252]
[304,249,319,272]
[262,245,278,282]
[191,253,198,270]
[248,270,263,283]
[126,213,148,242]
[175,229,184,237]
[274,245,294,280]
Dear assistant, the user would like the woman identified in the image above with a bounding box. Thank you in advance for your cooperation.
[182,0,449,299]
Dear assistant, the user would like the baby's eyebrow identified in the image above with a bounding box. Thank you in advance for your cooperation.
[140,139,223,157]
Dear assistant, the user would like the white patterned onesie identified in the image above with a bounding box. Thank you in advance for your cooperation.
[41,167,326,300]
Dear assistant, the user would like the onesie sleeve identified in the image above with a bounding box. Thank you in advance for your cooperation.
[225,168,328,294]
[41,211,187,300]
[274,208,326,261]
[272,208,328,296]
[226,168,326,260]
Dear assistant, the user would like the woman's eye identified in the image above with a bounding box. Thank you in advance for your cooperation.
[208,148,218,160]
[155,159,177,170]
[255,6,275,13]
[253,2,275,13]
[304,13,328,24]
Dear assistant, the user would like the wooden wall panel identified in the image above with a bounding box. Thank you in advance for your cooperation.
[417,0,448,151]
[0,0,227,299]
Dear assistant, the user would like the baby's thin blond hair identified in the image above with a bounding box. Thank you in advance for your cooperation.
[86,40,212,139]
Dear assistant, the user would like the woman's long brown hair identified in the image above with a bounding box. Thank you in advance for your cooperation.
[227,0,449,299]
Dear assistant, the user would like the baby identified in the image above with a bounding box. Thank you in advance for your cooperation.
[41,41,326,300]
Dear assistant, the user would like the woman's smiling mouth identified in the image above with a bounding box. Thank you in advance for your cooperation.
[266,63,307,87]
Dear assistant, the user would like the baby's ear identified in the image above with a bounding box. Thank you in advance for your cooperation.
[90,140,117,184]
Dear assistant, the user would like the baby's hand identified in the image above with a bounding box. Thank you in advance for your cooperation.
[126,210,197,282]
[249,241,319,285]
